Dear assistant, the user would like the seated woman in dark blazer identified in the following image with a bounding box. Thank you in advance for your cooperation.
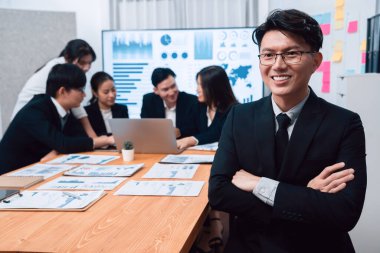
[85,71,128,136]
[176,65,238,149]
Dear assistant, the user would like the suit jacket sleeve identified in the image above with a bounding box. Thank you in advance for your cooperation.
[24,105,93,154]
[209,102,366,231]
[140,93,153,118]
[209,106,273,224]
[273,112,366,231]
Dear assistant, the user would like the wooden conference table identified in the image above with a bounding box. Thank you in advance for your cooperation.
[0,150,213,252]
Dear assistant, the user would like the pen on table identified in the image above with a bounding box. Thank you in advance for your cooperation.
[62,192,81,200]
[2,192,23,203]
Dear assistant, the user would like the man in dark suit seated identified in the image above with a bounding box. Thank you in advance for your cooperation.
[209,9,366,253]
[0,64,114,174]
[140,67,199,138]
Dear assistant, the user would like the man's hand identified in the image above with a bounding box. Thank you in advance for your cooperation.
[176,137,197,149]
[307,162,354,193]
[175,128,181,138]
[232,169,261,192]
[93,135,115,149]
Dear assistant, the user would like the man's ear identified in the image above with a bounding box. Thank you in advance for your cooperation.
[312,52,323,72]
[153,87,159,95]
[56,86,67,98]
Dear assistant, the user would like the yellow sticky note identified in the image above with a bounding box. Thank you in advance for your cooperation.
[332,51,343,62]
[360,40,367,51]
[335,7,344,20]
[335,20,344,30]
[334,41,344,51]
[336,0,345,7]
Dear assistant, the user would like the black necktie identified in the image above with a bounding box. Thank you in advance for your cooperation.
[275,113,291,169]
[61,114,69,130]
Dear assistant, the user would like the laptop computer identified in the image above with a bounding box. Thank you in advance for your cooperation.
[109,118,184,154]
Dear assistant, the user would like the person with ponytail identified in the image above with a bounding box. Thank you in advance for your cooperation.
[12,39,98,138]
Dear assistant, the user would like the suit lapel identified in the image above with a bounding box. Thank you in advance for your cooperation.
[46,96,62,130]
[254,97,277,177]
[278,90,326,182]
[155,95,165,118]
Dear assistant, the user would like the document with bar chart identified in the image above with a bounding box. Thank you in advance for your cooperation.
[102,28,263,118]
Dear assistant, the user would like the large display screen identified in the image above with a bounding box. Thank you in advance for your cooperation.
[102,28,263,118]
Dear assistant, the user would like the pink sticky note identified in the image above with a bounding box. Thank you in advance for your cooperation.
[347,20,358,33]
[321,80,330,93]
[320,24,331,35]
[324,61,331,71]
[361,52,366,63]
[317,62,325,72]
[322,71,331,83]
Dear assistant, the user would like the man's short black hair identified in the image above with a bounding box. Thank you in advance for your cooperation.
[151,67,176,87]
[252,9,323,52]
[46,63,86,98]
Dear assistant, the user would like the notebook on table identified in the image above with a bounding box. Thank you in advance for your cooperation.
[109,118,184,154]
[0,176,44,190]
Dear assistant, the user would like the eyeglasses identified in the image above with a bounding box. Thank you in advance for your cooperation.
[73,87,85,93]
[258,51,316,66]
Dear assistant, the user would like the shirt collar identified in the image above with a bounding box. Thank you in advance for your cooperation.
[271,87,310,123]
[50,97,69,118]
[163,101,176,111]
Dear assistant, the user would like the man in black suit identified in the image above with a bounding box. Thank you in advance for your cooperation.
[208,9,366,253]
[0,64,114,174]
[140,67,199,138]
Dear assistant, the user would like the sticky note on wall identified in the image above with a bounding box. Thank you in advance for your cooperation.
[347,20,358,33]
[335,7,344,20]
[320,24,331,35]
[360,40,367,51]
[332,41,343,62]
[336,0,345,7]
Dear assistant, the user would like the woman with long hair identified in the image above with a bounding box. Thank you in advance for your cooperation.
[177,65,238,149]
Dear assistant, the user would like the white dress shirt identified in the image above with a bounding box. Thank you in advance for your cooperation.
[12,57,87,120]
[252,89,310,206]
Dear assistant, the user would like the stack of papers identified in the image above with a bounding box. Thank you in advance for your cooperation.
[64,164,144,177]
[0,190,105,210]
[143,163,199,179]
[189,142,218,151]
[114,181,204,196]
[8,163,75,179]
[160,154,214,164]
[38,176,125,191]
[0,176,44,190]
[47,154,119,164]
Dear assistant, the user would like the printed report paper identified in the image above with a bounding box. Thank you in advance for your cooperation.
[114,180,204,196]
[64,163,144,177]
[160,154,214,164]
[0,190,104,209]
[8,163,75,179]
[188,142,218,151]
[47,154,119,164]
[38,176,125,191]
[143,163,199,179]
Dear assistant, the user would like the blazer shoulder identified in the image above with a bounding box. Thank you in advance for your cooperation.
[233,96,270,113]
[84,102,98,113]
[142,92,157,100]
[112,103,128,110]
[112,103,129,118]
[317,97,360,120]
[179,91,197,101]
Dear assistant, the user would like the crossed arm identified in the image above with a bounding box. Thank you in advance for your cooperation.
[233,162,355,194]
